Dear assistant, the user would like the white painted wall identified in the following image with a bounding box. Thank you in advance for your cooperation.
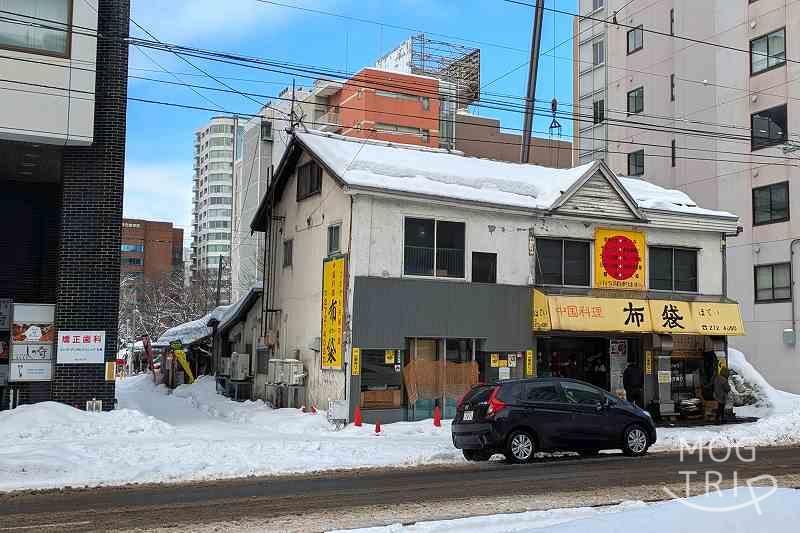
[0,0,97,145]
[272,153,351,408]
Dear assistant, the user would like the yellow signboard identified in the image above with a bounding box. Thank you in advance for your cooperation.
[548,295,652,333]
[533,292,745,337]
[594,228,646,290]
[644,351,653,375]
[351,348,361,375]
[497,359,508,368]
[490,353,499,368]
[532,289,551,331]
[526,349,535,377]
[649,300,696,335]
[105,361,116,381]
[385,350,396,364]
[692,302,746,336]
[321,257,346,370]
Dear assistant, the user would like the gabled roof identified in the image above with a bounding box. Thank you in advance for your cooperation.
[549,160,646,221]
[251,131,738,231]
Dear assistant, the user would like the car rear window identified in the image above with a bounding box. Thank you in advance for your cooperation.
[523,382,561,402]
[497,382,525,402]
[462,385,493,404]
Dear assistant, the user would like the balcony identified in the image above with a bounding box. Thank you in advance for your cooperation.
[403,246,465,278]
[313,79,343,97]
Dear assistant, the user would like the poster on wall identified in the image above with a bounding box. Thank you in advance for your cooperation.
[321,256,346,370]
[0,335,8,362]
[594,228,646,290]
[609,339,628,392]
[57,331,105,364]
[9,303,55,382]
[0,298,10,331]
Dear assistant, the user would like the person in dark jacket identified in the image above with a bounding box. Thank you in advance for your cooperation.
[713,366,732,424]
[623,361,644,407]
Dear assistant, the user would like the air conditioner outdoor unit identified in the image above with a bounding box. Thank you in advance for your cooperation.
[286,385,305,408]
[230,352,250,381]
[284,358,305,386]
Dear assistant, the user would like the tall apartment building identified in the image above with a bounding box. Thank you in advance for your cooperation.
[573,0,800,392]
[190,117,237,304]
[0,0,130,410]
[121,219,183,280]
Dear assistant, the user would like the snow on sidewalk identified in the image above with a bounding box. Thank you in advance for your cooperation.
[0,349,799,492]
[330,488,800,532]
[0,374,458,492]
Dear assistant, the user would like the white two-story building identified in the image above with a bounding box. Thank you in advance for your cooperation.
[251,131,743,423]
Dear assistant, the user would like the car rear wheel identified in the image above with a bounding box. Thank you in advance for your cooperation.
[505,430,536,463]
[462,449,493,462]
[622,425,650,457]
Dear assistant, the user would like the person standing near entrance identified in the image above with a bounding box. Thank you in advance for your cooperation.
[713,366,731,424]
[623,361,644,407]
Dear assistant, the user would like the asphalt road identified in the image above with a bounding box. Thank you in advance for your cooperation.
[2,446,799,532]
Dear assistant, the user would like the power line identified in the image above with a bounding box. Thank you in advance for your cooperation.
[501,0,797,67]
[125,73,799,161]
[124,94,800,169]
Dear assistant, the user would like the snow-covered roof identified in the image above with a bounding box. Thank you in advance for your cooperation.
[294,131,737,220]
[217,286,263,334]
[154,305,231,348]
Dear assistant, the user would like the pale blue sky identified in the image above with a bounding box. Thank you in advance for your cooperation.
[123,0,577,240]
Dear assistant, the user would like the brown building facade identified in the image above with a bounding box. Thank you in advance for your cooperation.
[454,113,573,167]
[121,219,184,280]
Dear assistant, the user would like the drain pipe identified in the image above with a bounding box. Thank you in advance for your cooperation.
[790,239,800,339]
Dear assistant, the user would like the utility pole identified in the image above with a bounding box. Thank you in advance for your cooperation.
[520,0,545,164]
[215,255,225,307]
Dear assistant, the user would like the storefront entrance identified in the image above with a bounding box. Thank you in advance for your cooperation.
[536,336,642,394]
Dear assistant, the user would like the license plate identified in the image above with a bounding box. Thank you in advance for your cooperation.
[463,410,474,421]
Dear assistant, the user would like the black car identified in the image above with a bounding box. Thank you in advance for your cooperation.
[452,378,657,463]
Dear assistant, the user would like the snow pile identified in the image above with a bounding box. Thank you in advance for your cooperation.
[154,304,230,347]
[655,348,800,450]
[334,488,798,533]
[296,131,736,219]
[619,176,734,217]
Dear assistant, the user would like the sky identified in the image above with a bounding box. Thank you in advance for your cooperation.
[123,0,576,244]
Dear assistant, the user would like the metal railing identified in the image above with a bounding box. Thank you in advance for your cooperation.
[404,246,464,278]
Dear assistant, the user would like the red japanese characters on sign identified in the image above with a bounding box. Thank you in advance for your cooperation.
[601,235,640,280]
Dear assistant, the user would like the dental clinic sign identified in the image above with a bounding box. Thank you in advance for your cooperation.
[57,331,105,364]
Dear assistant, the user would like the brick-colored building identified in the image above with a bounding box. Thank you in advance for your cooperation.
[121,219,184,280]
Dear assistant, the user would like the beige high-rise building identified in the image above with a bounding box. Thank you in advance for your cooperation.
[573,0,800,392]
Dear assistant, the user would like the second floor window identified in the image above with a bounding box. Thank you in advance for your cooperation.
[627,26,643,54]
[627,87,644,114]
[535,238,590,287]
[753,182,789,225]
[327,224,341,256]
[0,0,71,57]
[750,28,785,75]
[755,263,791,302]
[751,104,787,150]
[472,252,497,283]
[297,161,322,201]
[404,218,465,278]
[649,247,698,292]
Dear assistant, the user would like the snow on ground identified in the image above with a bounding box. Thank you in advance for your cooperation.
[0,350,799,492]
[331,488,799,533]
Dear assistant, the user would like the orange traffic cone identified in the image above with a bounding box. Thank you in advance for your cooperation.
[433,405,442,427]
[354,405,362,427]
[374,417,381,434]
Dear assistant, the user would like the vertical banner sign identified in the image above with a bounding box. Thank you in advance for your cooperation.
[525,349,535,377]
[594,228,646,290]
[351,348,361,375]
[321,256,346,370]
[384,350,395,364]
[490,353,500,368]
[645,350,653,375]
